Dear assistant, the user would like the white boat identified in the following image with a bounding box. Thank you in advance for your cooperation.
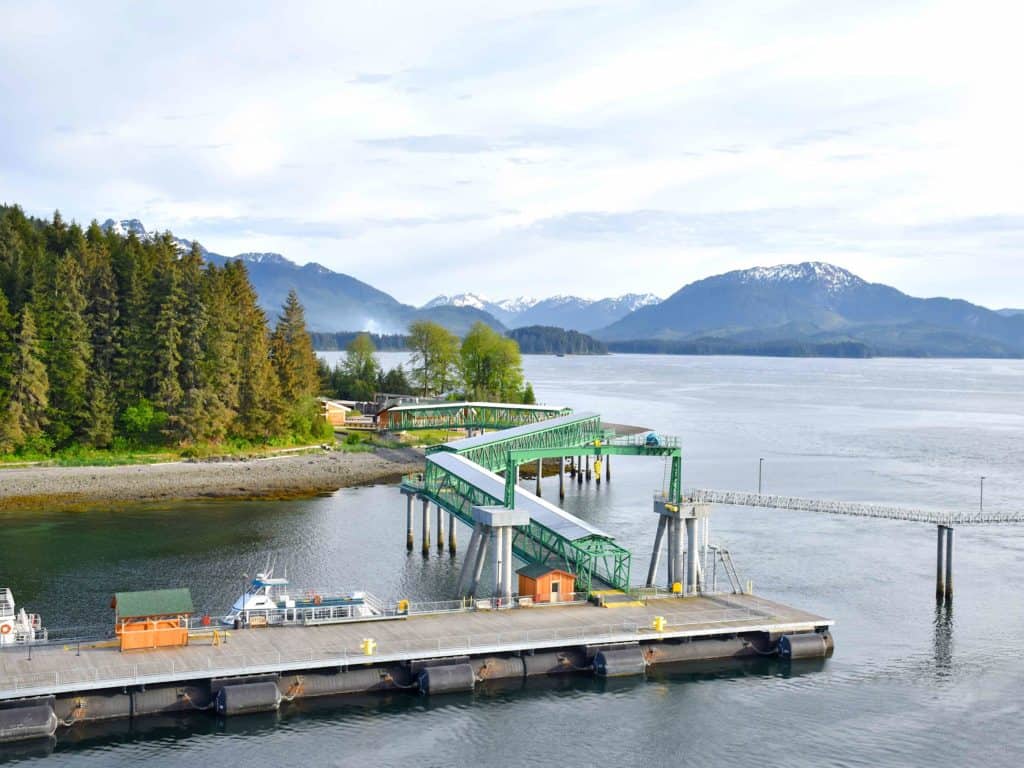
[0,588,47,645]
[221,571,382,627]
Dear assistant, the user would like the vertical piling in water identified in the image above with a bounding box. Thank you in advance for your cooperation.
[577,457,584,485]
[586,455,591,481]
[685,516,698,595]
[406,494,414,551]
[559,457,565,500]
[421,498,431,556]
[493,527,505,599]
[436,505,445,551]
[448,513,457,554]
[936,525,946,598]
[606,455,611,482]
[535,459,543,497]
[945,527,954,599]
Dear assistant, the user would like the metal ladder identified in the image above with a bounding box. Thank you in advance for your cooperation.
[708,545,744,594]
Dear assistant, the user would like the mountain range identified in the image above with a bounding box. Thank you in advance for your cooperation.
[421,292,660,332]
[101,219,500,335]
[101,219,1023,357]
[600,262,1024,356]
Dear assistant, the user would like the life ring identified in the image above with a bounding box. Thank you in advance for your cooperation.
[0,624,11,635]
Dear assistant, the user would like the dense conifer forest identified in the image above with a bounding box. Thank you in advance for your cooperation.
[0,205,330,456]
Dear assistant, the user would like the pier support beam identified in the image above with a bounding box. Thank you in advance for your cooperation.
[945,526,954,598]
[585,455,591,481]
[448,513,457,554]
[457,524,484,595]
[577,457,583,485]
[935,525,954,600]
[405,494,414,551]
[436,505,445,551]
[605,455,611,482]
[685,516,698,596]
[559,457,565,500]
[646,515,667,587]
[421,498,430,556]
[535,459,543,497]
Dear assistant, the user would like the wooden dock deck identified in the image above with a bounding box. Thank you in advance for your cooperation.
[0,593,831,701]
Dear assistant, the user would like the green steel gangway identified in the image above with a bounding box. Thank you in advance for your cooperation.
[379,401,571,432]
[400,410,683,592]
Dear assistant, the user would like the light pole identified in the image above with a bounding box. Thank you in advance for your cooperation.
[758,458,764,495]
[979,476,985,514]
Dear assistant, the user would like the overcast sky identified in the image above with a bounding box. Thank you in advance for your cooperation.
[2,0,1022,308]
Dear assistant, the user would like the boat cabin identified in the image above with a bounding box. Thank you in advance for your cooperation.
[517,564,576,603]
[113,588,194,651]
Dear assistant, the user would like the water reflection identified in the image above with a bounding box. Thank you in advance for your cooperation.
[933,597,954,674]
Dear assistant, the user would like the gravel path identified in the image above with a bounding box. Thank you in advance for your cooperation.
[0,448,425,509]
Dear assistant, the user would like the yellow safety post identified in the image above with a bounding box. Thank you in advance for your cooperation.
[671,581,682,594]
[397,599,409,614]
[360,638,377,656]
[652,616,666,632]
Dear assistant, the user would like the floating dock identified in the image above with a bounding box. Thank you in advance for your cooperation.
[0,592,832,739]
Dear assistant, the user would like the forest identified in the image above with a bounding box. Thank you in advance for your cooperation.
[0,205,330,457]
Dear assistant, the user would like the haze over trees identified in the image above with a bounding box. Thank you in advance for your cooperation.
[0,205,330,456]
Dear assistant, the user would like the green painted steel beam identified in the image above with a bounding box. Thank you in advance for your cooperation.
[383,403,571,432]
[403,461,632,591]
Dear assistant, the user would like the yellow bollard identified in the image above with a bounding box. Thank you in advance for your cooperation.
[360,638,377,656]
[671,581,682,594]
[652,616,666,632]
[397,599,409,614]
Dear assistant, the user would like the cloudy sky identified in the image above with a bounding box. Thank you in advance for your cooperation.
[2,0,1022,308]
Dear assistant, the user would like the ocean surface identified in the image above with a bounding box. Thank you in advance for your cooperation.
[2,354,1022,767]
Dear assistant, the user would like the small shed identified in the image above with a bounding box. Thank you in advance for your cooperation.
[112,588,194,651]
[517,564,576,603]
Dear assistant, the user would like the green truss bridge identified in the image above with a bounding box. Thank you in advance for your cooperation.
[400,410,682,593]
[379,401,571,432]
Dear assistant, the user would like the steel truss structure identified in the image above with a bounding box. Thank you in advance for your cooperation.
[380,402,571,432]
[687,489,1024,525]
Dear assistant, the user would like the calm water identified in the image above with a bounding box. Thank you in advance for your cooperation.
[2,355,1023,767]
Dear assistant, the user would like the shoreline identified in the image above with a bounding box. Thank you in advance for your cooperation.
[0,447,425,511]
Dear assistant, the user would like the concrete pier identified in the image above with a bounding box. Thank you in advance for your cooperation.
[936,525,954,599]
[421,498,430,556]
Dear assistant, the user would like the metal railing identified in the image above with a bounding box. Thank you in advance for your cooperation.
[687,488,1024,525]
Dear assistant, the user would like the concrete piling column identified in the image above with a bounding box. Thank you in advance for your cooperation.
[536,459,543,497]
[605,455,611,482]
[448,513,457,554]
[646,515,667,587]
[559,457,565,500]
[421,498,430,556]
[585,455,591,481]
[666,515,676,588]
[405,495,414,551]
[469,523,489,596]
[457,525,482,594]
[577,457,584,485]
[945,527,954,598]
[936,525,946,598]
[436,505,445,550]
[503,525,514,601]
[686,516,698,595]
[493,527,505,599]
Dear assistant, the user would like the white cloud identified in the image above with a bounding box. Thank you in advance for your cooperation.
[1,0,1023,307]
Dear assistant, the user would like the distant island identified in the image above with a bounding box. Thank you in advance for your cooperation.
[506,326,607,355]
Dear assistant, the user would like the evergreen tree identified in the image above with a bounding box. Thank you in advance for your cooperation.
[228,262,283,439]
[151,257,183,425]
[0,291,15,404]
[270,289,319,401]
[46,254,92,445]
[0,308,50,451]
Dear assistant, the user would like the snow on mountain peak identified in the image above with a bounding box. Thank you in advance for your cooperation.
[423,293,491,311]
[101,218,150,239]
[740,262,860,292]
[494,296,539,312]
[237,252,291,266]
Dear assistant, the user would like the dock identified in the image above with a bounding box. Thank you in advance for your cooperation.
[0,592,831,736]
